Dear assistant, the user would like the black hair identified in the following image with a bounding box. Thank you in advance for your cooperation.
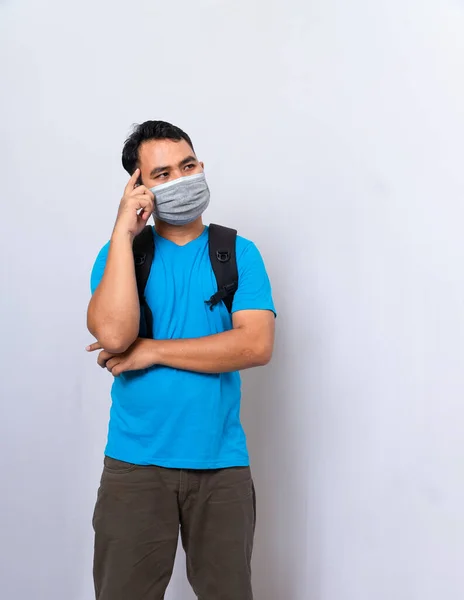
[121,120,195,175]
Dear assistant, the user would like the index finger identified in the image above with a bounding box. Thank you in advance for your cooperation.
[86,341,102,352]
[124,168,141,195]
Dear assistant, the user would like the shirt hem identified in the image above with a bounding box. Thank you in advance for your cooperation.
[232,304,277,316]
[105,450,250,470]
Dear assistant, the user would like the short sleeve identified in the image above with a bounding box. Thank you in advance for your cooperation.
[232,239,276,316]
[90,242,110,294]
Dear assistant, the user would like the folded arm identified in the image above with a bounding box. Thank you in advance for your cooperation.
[154,309,275,373]
[89,309,275,375]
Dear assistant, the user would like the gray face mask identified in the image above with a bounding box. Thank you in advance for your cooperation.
[150,172,210,226]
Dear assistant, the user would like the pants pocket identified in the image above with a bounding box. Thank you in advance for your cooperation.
[207,467,254,504]
[103,455,139,474]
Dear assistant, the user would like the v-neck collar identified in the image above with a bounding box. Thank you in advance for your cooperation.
[153,225,208,249]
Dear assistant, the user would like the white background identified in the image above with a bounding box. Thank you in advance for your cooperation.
[1,1,464,599]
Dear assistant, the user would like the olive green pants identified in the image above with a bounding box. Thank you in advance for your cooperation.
[93,457,256,600]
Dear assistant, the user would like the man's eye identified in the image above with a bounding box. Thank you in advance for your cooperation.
[156,173,169,179]
[184,163,195,170]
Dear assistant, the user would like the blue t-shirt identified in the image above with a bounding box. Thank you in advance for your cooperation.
[90,226,275,469]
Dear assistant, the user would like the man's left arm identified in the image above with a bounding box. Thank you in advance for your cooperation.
[152,239,277,372]
[153,309,275,373]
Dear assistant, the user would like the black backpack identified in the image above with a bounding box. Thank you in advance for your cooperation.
[133,224,238,338]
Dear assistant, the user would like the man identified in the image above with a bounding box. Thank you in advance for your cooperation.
[86,120,276,600]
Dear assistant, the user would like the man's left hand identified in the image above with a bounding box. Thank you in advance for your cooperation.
[86,338,157,376]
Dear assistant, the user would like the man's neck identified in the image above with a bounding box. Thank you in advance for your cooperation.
[154,218,205,246]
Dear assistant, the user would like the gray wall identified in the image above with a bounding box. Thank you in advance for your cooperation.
[1,0,463,599]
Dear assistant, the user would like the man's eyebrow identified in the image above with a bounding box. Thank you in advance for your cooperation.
[150,165,171,177]
[179,155,197,167]
[149,156,197,177]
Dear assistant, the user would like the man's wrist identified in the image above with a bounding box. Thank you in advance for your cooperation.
[111,226,135,245]
[145,338,162,366]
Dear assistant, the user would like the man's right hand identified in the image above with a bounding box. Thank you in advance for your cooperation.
[113,168,155,239]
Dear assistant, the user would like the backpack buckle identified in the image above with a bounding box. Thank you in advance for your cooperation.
[223,281,238,293]
[134,253,146,266]
[216,249,230,263]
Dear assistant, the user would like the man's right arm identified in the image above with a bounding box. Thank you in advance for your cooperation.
[87,168,154,354]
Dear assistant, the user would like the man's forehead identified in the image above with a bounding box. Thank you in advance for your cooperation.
[139,138,195,166]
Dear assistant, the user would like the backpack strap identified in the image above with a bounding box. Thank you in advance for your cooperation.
[206,224,238,313]
[133,226,155,338]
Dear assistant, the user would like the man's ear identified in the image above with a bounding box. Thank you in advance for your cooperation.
[200,161,205,170]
